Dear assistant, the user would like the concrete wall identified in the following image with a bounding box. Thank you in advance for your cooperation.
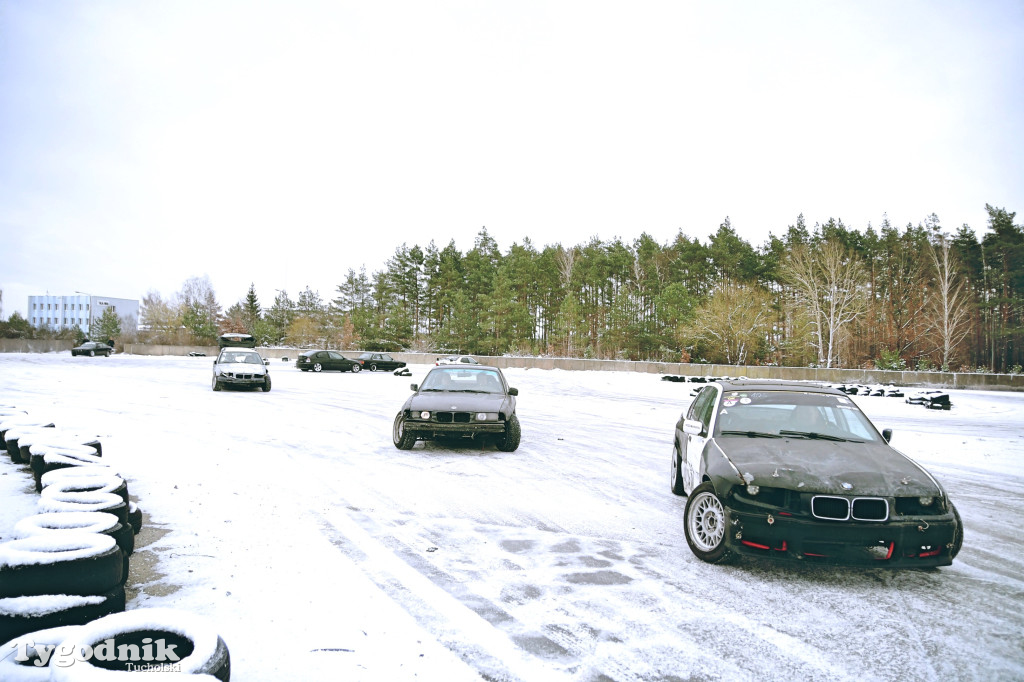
[112,345,1024,391]
[0,339,75,353]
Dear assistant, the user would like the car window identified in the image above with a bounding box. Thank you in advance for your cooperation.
[687,387,716,427]
[221,351,262,364]
[714,391,880,442]
[328,352,343,360]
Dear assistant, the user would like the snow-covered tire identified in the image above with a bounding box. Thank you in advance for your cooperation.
[495,415,521,452]
[0,586,124,653]
[1,421,56,455]
[684,482,735,565]
[127,501,143,534]
[950,503,963,560]
[670,442,686,496]
[392,413,416,450]
[29,445,104,492]
[14,512,134,577]
[0,534,123,598]
[39,466,119,496]
[0,624,84,681]
[42,474,129,507]
[50,608,231,681]
[37,491,128,527]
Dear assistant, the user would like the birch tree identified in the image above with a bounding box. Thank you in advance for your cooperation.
[781,240,868,368]
[927,234,973,370]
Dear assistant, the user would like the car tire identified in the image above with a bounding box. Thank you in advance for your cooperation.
[50,607,231,681]
[88,350,95,357]
[0,586,125,647]
[393,413,416,450]
[369,363,378,372]
[313,363,323,372]
[496,415,521,452]
[15,512,134,578]
[670,442,686,496]
[262,376,272,392]
[351,364,361,373]
[212,376,222,391]
[0,534,123,598]
[950,503,963,559]
[684,482,735,564]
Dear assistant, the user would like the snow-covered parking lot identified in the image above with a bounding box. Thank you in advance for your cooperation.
[2,352,1023,681]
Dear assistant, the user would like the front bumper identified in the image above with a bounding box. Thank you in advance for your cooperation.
[216,372,266,387]
[723,505,958,567]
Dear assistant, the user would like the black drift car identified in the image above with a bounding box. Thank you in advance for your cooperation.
[393,365,520,451]
[671,380,962,568]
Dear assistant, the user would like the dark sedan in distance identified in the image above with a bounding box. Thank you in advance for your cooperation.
[671,380,962,568]
[71,341,112,357]
[393,365,520,451]
[296,350,362,373]
[356,352,406,372]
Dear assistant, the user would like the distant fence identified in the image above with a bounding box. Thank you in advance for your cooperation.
[111,344,1024,392]
[0,339,74,353]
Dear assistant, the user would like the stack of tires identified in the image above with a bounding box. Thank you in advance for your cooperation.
[0,412,137,643]
[0,406,230,678]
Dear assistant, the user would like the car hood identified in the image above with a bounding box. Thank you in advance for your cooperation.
[716,437,941,497]
[406,392,512,412]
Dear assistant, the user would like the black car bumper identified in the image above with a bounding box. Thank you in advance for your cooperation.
[402,419,507,438]
[724,506,958,567]
[216,374,266,387]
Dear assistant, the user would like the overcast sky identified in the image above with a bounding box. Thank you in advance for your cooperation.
[2,0,1022,320]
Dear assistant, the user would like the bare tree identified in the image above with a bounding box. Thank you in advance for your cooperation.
[926,234,973,370]
[781,240,868,368]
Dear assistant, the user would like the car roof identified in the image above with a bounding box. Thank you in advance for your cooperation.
[712,379,842,395]
[430,364,502,372]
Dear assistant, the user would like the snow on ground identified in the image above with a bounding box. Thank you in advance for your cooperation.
[1,352,1023,681]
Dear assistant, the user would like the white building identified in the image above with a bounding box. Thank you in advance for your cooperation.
[27,294,139,337]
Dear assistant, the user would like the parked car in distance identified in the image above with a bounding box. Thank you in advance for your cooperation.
[671,380,962,568]
[296,350,362,373]
[212,348,271,392]
[436,355,480,366]
[356,352,406,372]
[393,365,520,451]
[218,333,257,349]
[71,341,112,357]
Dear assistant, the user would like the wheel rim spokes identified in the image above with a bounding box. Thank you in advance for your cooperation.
[690,493,725,551]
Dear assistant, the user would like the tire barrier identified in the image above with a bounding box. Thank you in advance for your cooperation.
[29,445,104,492]
[41,474,130,508]
[1,420,56,457]
[50,608,231,680]
[0,587,124,651]
[36,492,128,527]
[1,412,221,678]
[14,512,134,578]
[13,427,103,465]
[0,534,123,598]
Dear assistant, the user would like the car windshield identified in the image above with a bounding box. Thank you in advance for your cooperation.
[420,368,504,394]
[715,390,880,443]
[221,351,262,364]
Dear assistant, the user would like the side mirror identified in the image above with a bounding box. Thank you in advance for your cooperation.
[508,387,518,396]
[882,428,892,443]
[683,419,705,437]
[264,359,270,365]
[212,359,217,366]
[411,383,418,392]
